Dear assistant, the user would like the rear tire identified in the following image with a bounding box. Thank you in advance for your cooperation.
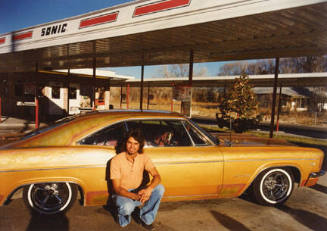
[252,168,294,206]
[23,182,77,214]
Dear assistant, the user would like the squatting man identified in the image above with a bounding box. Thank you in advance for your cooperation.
[110,129,165,229]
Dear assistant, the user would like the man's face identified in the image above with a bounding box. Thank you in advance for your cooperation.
[126,136,140,155]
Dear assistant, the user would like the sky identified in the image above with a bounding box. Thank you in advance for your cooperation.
[0,0,229,78]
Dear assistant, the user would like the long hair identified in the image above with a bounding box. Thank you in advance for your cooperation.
[119,128,145,154]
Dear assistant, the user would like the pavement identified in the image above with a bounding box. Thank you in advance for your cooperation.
[0,116,47,134]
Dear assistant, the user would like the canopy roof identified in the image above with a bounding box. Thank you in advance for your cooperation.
[0,0,326,73]
[124,72,327,87]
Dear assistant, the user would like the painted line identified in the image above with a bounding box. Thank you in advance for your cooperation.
[133,0,191,17]
[13,31,33,41]
[80,12,119,29]
[0,37,5,45]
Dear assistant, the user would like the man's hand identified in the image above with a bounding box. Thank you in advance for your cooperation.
[131,193,141,201]
[112,178,142,201]
[138,187,153,203]
[137,167,162,203]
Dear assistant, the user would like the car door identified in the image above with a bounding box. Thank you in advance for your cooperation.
[126,119,223,200]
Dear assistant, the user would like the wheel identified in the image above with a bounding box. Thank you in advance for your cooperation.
[252,168,294,206]
[23,182,77,214]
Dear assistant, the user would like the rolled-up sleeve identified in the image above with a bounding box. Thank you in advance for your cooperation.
[144,155,155,172]
[110,158,121,180]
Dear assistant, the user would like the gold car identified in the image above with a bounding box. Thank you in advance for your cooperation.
[0,111,325,214]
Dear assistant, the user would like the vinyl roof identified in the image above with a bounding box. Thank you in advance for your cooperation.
[0,0,326,73]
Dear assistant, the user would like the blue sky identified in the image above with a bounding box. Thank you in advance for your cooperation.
[0,0,228,78]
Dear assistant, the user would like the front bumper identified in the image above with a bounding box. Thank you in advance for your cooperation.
[309,170,326,178]
[305,170,326,187]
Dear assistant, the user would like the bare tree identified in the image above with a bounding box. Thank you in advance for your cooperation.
[156,64,208,77]
[218,61,249,76]
[217,56,327,75]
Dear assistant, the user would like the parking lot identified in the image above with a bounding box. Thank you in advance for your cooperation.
[1,174,326,231]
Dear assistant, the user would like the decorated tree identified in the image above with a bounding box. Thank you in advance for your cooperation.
[217,74,259,132]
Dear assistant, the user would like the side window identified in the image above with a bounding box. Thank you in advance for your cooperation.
[126,119,192,147]
[79,122,126,146]
[184,122,211,146]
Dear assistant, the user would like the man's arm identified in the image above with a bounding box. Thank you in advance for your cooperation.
[138,167,161,203]
[112,178,141,201]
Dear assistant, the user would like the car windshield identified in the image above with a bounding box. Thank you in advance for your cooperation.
[189,119,219,145]
[20,115,78,140]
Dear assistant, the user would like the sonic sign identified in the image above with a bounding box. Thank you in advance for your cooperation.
[0,0,192,51]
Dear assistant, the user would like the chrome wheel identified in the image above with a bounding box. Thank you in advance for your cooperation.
[23,182,77,214]
[253,168,293,205]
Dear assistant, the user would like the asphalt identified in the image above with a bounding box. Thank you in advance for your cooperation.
[0,116,46,134]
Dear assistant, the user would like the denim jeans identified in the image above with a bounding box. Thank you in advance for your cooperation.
[114,184,165,227]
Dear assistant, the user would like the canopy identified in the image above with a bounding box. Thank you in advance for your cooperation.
[0,0,326,72]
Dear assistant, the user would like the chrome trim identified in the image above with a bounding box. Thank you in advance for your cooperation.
[164,193,218,198]
[225,158,317,162]
[186,120,216,145]
[182,121,195,146]
[309,170,325,178]
[155,160,223,165]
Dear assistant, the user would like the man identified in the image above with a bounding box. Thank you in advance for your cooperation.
[110,129,165,229]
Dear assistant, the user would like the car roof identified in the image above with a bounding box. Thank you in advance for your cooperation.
[74,110,184,121]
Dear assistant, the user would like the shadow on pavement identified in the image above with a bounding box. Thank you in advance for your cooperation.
[277,205,327,231]
[310,184,327,195]
[26,212,69,231]
[210,210,251,231]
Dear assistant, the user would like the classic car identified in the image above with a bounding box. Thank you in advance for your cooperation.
[0,110,325,214]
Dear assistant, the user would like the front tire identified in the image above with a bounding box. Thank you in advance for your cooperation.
[23,182,77,214]
[252,168,294,206]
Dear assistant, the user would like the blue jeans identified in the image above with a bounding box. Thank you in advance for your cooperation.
[114,184,165,227]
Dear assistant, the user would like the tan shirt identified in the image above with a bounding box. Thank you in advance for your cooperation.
[110,152,155,190]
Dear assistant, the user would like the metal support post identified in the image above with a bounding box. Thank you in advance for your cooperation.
[35,62,39,129]
[147,83,150,110]
[188,50,194,85]
[126,84,130,109]
[276,84,283,133]
[66,45,70,116]
[269,57,280,138]
[171,83,174,112]
[188,49,194,117]
[120,85,123,109]
[92,41,96,110]
[140,64,144,110]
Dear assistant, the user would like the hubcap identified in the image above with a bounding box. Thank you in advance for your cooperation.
[28,183,71,214]
[262,171,290,202]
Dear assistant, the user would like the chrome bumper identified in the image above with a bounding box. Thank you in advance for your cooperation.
[309,170,326,178]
